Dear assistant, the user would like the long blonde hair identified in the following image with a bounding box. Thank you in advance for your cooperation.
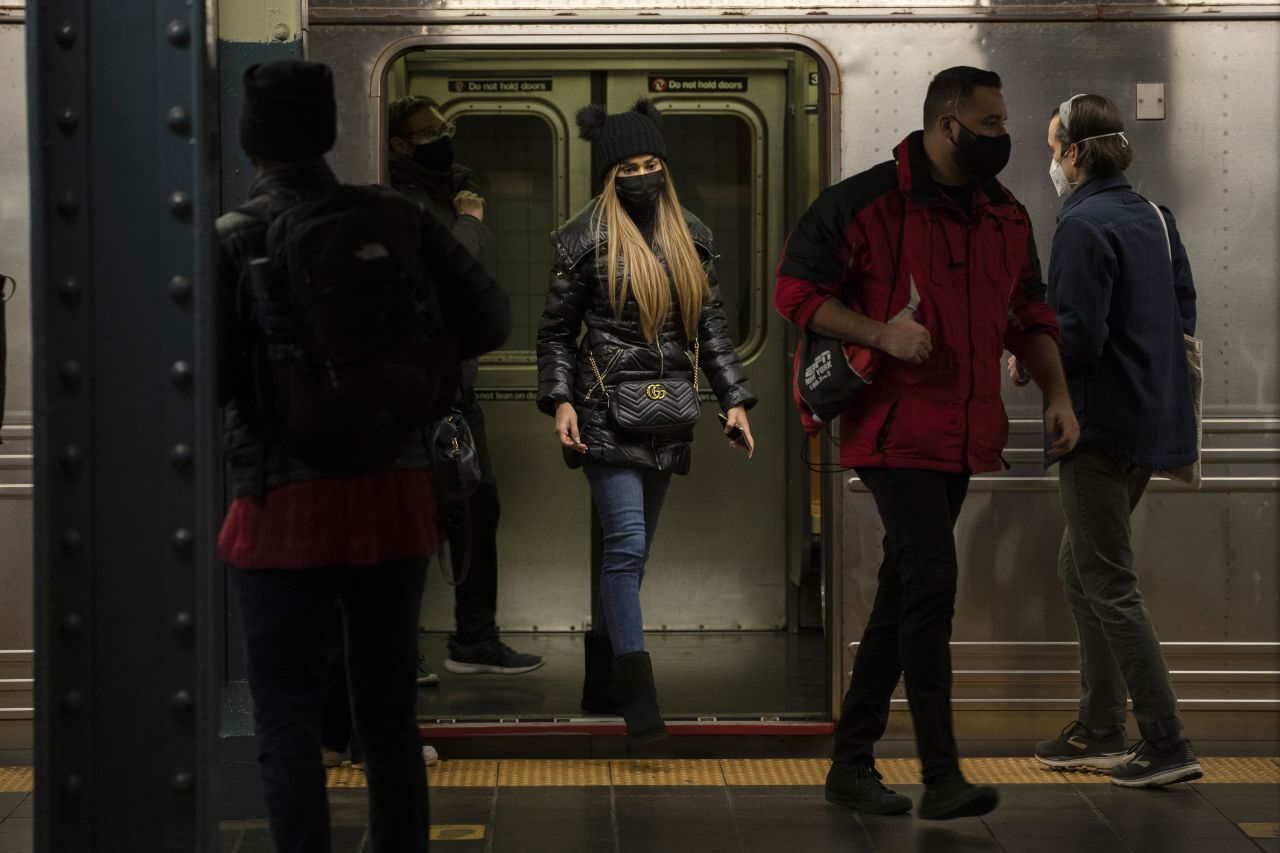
[591,165,709,341]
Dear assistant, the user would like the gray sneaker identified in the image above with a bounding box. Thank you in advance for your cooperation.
[1035,720,1129,770]
[445,639,545,675]
[1110,740,1203,788]
[824,762,912,815]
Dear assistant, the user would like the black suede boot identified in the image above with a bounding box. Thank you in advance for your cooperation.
[581,632,623,715]
[611,651,667,742]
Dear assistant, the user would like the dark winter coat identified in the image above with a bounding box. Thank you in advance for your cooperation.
[215,158,510,498]
[775,131,1059,475]
[1049,174,1197,469]
[388,152,492,391]
[388,152,491,260]
[536,199,758,475]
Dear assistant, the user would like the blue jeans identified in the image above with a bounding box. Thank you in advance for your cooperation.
[583,464,673,656]
[234,560,430,853]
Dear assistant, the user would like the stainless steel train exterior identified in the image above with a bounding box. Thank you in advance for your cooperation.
[2,0,1278,758]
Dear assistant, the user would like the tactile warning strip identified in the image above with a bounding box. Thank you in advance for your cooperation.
[0,758,1275,794]
[611,759,725,786]
[498,760,612,787]
[0,767,32,793]
[721,758,829,786]
[427,759,498,788]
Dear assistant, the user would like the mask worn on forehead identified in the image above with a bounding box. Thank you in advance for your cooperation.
[948,118,1011,182]
[412,137,453,172]
[615,170,666,213]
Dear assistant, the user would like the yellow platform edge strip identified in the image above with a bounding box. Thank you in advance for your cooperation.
[1,758,1276,794]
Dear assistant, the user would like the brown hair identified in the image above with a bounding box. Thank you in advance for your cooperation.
[1053,94,1133,177]
[387,95,443,141]
[591,165,709,342]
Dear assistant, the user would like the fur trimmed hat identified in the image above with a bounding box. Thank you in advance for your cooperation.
[239,60,337,162]
[576,98,667,181]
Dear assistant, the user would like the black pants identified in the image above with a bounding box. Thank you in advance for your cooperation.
[440,393,502,644]
[832,467,970,783]
[320,606,363,762]
[235,560,430,853]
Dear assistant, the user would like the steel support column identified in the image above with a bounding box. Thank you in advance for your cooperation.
[29,1,219,850]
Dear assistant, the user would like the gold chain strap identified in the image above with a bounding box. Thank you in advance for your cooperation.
[689,337,701,395]
[586,350,610,400]
[586,337,701,399]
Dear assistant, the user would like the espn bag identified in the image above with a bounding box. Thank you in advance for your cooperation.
[792,275,919,436]
[792,334,874,436]
[249,185,460,468]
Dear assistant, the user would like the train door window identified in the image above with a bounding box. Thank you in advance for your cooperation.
[450,110,559,360]
[662,113,755,346]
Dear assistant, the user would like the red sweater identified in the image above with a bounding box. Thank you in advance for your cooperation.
[218,469,442,569]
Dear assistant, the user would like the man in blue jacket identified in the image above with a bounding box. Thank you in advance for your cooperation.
[1026,92,1201,787]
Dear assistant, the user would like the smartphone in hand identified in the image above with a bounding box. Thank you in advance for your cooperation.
[717,411,751,452]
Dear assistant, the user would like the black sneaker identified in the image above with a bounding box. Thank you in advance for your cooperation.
[918,770,999,821]
[824,762,912,815]
[416,654,440,686]
[1110,739,1203,788]
[1034,721,1129,770]
[445,639,545,675]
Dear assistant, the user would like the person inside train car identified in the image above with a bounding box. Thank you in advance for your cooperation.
[386,95,545,684]
[775,66,1079,820]
[214,60,510,853]
[536,99,758,741]
[1025,93,1202,787]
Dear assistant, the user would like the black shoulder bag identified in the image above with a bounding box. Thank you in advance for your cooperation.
[428,405,483,586]
[588,338,702,436]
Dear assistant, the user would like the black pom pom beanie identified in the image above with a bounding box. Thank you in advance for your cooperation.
[239,60,337,162]
[576,98,667,181]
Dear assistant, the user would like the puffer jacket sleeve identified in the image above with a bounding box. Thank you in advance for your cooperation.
[697,249,758,411]
[420,208,511,359]
[536,240,591,416]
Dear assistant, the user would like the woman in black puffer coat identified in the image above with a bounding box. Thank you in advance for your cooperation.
[536,99,758,740]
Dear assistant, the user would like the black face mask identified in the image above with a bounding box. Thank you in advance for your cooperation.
[947,118,1011,182]
[615,170,666,214]
[411,137,453,172]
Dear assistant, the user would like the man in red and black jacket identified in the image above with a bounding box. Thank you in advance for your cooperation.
[776,67,1078,820]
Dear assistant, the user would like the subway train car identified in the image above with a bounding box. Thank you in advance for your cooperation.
[3,0,1279,787]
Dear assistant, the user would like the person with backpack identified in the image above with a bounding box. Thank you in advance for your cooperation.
[1027,93,1201,787]
[386,95,545,683]
[536,99,758,741]
[775,67,1077,820]
[215,60,510,853]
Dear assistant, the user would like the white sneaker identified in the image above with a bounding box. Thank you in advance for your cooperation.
[417,654,441,686]
[422,744,439,767]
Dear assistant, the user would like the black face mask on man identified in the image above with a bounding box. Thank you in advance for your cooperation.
[615,170,666,213]
[412,137,454,172]
[947,118,1011,182]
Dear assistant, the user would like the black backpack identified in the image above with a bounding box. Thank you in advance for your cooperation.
[240,185,460,469]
